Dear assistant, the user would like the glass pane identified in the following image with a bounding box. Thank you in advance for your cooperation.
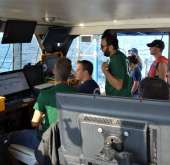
[118,34,168,78]
[0,33,13,72]
[0,33,41,73]
[67,33,169,95]
[22,35,41,67]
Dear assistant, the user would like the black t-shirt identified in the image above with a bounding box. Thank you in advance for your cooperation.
[77,79,100,94]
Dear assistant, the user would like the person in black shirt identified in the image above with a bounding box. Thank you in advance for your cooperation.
[75,60,100,94]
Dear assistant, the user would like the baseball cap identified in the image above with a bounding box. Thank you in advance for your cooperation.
[147,39,165,50]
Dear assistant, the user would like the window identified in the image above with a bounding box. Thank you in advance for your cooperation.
[67,33,169,94]
[0,33,41,72]
[22,35,41,67]
[0,33,13,72]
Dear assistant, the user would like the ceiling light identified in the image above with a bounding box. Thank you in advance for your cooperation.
[42,16,56,23]
[113,20,118,23]
[79,23,85,27]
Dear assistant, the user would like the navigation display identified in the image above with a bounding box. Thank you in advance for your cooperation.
[0,71,30,96]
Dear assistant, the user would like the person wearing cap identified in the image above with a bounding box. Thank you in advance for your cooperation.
[101,30,131,97]
[128,55,141,97]
[128,48,142,71]
[147,39,168,82]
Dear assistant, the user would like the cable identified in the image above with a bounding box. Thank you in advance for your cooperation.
[0,45,10,69]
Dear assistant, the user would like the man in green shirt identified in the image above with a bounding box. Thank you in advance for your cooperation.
[9,57,76,149]
[101,30,131,97]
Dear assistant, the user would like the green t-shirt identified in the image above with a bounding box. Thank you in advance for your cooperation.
[33,83,76,134]
[105,50,132,97]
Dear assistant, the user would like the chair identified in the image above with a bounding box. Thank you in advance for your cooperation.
[9,144,38,165]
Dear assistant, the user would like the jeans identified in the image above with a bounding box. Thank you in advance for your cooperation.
[8,129,40,150]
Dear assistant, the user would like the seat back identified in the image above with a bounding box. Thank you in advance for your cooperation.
[9,144,37,165]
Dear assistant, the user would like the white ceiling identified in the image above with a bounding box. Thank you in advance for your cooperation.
[0,0,170,26]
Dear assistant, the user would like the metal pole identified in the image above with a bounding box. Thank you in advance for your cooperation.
[13,43,22,70]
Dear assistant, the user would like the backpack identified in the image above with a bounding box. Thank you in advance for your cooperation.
[140,77,169,100]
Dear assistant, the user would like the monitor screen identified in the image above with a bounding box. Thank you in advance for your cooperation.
[1,20,37,44]
[44,55,60,75]
[42,27,71,52]
[56,93,170,165]
[0,71,30,96]
[23,63,44,87]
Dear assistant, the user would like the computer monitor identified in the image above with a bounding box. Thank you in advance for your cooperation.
[1,20,36,44]
[56,93,170,165]
[42,27,71,52]
[44,55,59,75]
[0,70,30,96]
[23,63,44,87]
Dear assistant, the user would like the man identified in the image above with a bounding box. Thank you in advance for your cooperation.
[75,60,100,94]
[9,57,76,149]
[101,30,131,97]
[147,39,168,82]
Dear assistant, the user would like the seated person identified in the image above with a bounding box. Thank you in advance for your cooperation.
[128,55,141,97]
[75,60,100,94]
[8,57,76,150]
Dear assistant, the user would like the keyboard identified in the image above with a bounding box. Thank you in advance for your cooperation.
[6,97,35,111]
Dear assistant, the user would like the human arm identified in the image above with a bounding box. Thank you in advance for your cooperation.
[131,81,139,95]
[157,62,168,81]
[168,72,170,85]
[32,91,46,128]
[31,110,44,128]
[102,62,123,90]
[131,67,141,95]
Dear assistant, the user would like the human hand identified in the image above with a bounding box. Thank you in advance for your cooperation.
[102,62,109,74]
